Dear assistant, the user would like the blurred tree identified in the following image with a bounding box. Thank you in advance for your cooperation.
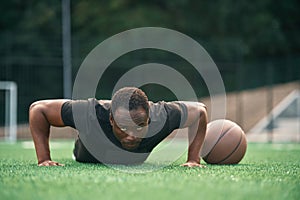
[0,0,299,124]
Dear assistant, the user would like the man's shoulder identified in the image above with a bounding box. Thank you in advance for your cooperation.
[149,101,187,118]
[98,100,111,104]
[98,100,111,109]
[150,101,188,109]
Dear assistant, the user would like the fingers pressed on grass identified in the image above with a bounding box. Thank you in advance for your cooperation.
[180,163,206,168]
[38,160,64,167]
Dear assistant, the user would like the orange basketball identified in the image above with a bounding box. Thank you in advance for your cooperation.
[200,119,247,164]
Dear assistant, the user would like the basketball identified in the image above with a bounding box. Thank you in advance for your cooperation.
[200,119,247,164]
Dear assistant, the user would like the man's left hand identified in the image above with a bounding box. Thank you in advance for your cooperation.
[181,161,206,168]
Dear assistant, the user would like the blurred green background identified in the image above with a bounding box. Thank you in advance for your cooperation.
[0,0,299,124]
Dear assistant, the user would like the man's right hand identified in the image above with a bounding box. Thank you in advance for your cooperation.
[29,100,68,166]
[38,160,64,166]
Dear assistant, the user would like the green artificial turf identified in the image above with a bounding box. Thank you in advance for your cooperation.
[0,140,300,200]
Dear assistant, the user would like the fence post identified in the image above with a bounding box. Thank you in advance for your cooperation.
[266,62,274,143]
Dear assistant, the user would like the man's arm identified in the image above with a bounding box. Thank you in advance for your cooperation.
[29,99,69,166]
[180,102,208,167]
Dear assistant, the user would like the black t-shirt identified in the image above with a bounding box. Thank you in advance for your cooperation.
[61,98,188,164]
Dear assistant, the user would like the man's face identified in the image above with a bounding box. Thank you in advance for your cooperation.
[110,106,149,150]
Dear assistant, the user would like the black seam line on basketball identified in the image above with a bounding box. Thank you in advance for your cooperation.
[217,130,243,164]
[204,125,237,160]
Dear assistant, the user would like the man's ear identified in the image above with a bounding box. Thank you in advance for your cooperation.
[109,113,114,126]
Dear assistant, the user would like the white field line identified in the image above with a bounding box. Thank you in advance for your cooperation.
[22,141,73,149]
[248,89,300,134]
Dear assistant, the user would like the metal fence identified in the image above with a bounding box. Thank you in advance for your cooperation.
[0,34,299,141]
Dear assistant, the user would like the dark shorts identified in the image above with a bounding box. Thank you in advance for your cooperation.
[73,137,100,163]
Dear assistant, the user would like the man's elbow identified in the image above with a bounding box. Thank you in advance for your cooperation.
[198,103,207,121]
[29,101,46,118]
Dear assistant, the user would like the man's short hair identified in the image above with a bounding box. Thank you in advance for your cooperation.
[111,87,149,117]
